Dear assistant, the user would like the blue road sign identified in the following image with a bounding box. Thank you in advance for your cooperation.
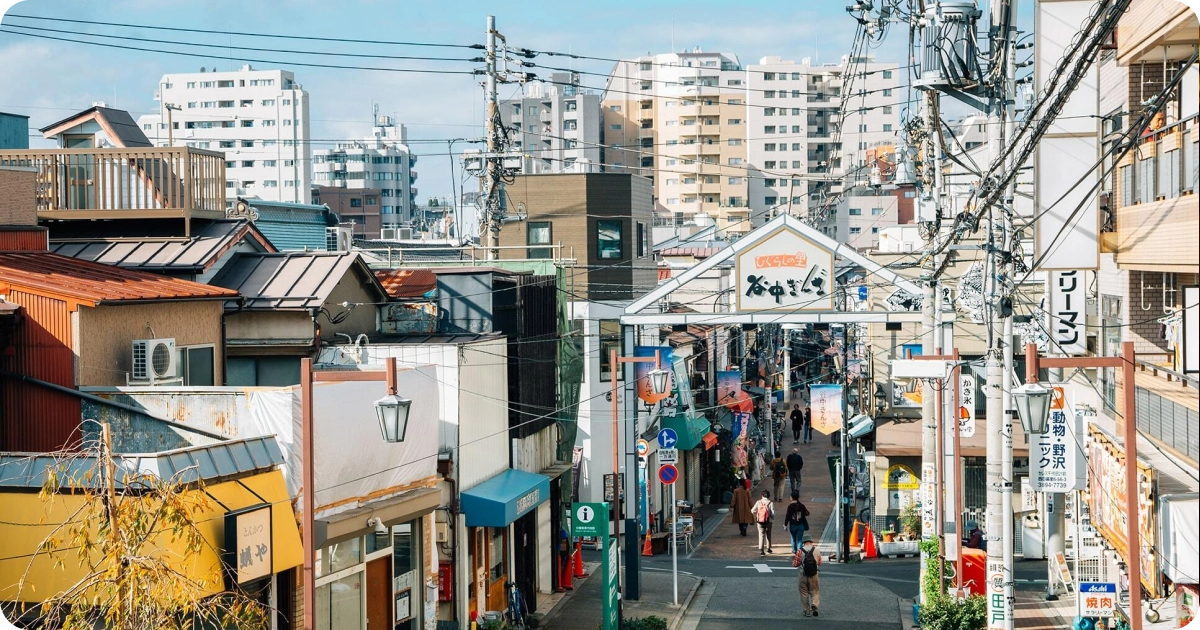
[858,286,868,301]
[657,428,678,449]
[658,464,679,485]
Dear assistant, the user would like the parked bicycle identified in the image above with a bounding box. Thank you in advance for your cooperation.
[506,581,533,630]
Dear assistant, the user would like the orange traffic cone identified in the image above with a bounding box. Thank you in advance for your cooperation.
[642,531,654,557]
[574,541,587,577]
[863,525,878,559]
[848,519,861,547]
[561,555,573,590]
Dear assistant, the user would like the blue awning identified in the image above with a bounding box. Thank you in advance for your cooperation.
[460,469,551,528]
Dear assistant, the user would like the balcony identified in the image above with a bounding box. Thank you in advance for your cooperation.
[0,147,227,232]
[1112,117,1198,271]
[1123,359,1199,464]
[1117,0,1199,66]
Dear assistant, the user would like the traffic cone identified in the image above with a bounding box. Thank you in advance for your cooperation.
[863,525,878,559]
[848,519,861,547]
[561,555,573,590]
[574,541,588,577]
[642,531,654,557]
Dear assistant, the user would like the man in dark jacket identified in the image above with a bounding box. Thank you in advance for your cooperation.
[789,404,804,443]
[803,406,814,443]
[786,448,804,494]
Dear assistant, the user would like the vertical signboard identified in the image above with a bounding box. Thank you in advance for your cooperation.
[604,531,619,630]
[1030,387,1086,493]
[1086,425,1159,597]
[1049,271,1087,355]
[959,372,976,438]
[223,505,273,587]
[808,384,843,435]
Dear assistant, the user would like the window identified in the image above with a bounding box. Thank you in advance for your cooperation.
[859,124,868,133]
[219,140,235,148]
[262,119,275,127]
[241,119,254,127]
[791,161,803,169]
[218,100,233,108]
[883,89,892,97]
[263,180,278,188]
[883,124,893,132]
[764,196,777,205]
[791,72,801,80]
[640,157,653,167]
[283,119,292,126]
[883,70,893,79]
[764,108,775,117]
[728,177,743,184]
[263,159,277,167]
[871,207,885,215]
[883,106,893,114]
[665,178,679,186]
[241,160,255,168]
[765,178,777,187]
[871,227,880,234]
[610,105,621,112]
[764,72,775,80]
[849,208,862,216]
[791,143,802,151]
[791,108,802,116]
[1160,148,1180,198]
[764,161,777,169]
[765,143,776,151]
[599,321,622,381]
[728,138,742,146]
[637,221,648,257]
[225,161,236,168]
[849,227,862,234]
[792,125,802,133]
[639,61,652,71]
[241,140,254,148]
[727,79,742,86]
[727,119,742,125]
[528,221,552,259]
[1138,155,1156,204]
[282,98,291,105]
[611,124,623,130]
[349,198,363,208]
[764,90,776,98]
[186,81,196,88]
[728,158,743,165]
[728,98,744,105]
[176,345,214,386]
[596,219,623,260]
[226,181,236,189]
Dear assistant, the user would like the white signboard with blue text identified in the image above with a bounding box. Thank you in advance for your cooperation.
[1077,582,1116,618]
[1030,387,1086,493]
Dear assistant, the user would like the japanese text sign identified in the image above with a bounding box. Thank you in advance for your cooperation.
[1049,271,1086,356]
[735,226,834,311]
[959,372,976,438]
[1078,582,1116,618]
[224,505,272,585]
[1030,387,1085,493]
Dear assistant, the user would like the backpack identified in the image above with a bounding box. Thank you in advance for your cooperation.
[774,461,787,478]
[796,548,818,576]
[754,499,771,523]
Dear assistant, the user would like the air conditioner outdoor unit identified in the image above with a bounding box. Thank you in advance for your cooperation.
[131,338,177,383]
[380,227,398,240]
[398,227,414,240]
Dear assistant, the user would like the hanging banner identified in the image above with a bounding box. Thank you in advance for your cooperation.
[717,370,754,414]
[959,372,977,438]
[734,226,834,312]
[808,384,843,435]
[1049,271,1087,356]
[1030,387,1086,493]
[634,346,673,405]
[1086,425,1159,597]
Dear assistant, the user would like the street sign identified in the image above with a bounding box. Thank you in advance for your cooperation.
[635,439,649,456]
[658,464,679,485]
[1078,582,1116,618]
[858,285,868,301]
[602,473,624,503]
[658,448,678,464]
[603,533,619,630]
[657,428,678,449]
[571,502,607,538]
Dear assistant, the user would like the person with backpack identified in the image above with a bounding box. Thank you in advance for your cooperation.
[786,447,804,495]
[791,537,822,617]
[752,490,775,556]
[770,454,787,503]
[784,491,810,553]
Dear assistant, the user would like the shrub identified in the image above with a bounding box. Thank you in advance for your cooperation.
[918,595,987,630]
[623,615,669,630]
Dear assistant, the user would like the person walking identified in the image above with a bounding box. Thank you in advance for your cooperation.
[792,537,822,617]
[803,406,814,443]
[731,482,753,537]
[770,454,787,503]
[784,491,810,553]
[789,404,804,443]
[786,447,804,495]
[753,490,775,556]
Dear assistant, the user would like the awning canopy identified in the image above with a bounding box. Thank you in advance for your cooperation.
[661,413,713,451]
[702,432,719,450]
[461,469,550,528]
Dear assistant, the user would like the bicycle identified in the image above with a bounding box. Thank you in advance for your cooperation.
[506,581,531,630]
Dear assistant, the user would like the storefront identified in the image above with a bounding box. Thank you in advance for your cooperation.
[460,469,551,619]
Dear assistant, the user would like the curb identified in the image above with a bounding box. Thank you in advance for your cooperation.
[898,598,915,630]
[667,577,705,630]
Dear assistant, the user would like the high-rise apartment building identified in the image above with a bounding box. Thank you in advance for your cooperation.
[745,55,899,234]
[601,50,752,235]
[311,115,417,229]
[502,72,601,174]
[137,65,310,204]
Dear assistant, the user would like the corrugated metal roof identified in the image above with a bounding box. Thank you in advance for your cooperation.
[210,251,385,310]
[49,219,274,273]
[374,268,438,299]
[38,106,152,148]
[239,197,338,252]
[0,252,239,304]
[0,435,283,489]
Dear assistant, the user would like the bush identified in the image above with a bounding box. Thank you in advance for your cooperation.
[623,615,668,630]
[917,595,987,630]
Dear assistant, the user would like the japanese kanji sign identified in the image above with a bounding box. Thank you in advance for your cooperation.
[735,226,834,312]
[959,372,976,438]
[1078,582,1117,618]
[1030,387,1086,493]
[1049,271,1086,356]
[224,504,273,585]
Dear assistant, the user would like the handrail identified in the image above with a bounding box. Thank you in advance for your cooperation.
[1135,357,1197,389]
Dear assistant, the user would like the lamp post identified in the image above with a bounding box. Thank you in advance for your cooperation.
[608,349,670,617]
[301,356,407,630]
[1021,342,1143,628]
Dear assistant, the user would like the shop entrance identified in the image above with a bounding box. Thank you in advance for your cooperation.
[513,510,538,614]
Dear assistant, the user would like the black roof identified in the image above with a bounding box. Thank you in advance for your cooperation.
[39,106,152,148]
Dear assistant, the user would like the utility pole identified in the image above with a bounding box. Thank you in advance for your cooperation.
[918,86,941,604]
[164,103,181,148]
[482,16,501,260]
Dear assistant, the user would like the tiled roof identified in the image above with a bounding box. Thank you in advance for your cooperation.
[210,251,386,310]
[374,268,438,299]
[237,197,338,252]
[49,219,274,274]
[0,252,238,305]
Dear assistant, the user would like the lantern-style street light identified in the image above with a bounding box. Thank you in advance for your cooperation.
[374,394,413,443]
[1011,382,1053,435]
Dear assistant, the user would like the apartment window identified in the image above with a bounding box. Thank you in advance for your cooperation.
[664,120,677,127]
[241,140,254,148]
[186,81,196,88]
[637,221,648,257]
[609,105,621,112]
[366,198,377,206]
[1138,155,1156,204]
[200,81,215,88]
[640,119,653,129]
[765,178,777,187]
[765,143,776,151]
[242,181,256,189]
[764,126,776,134]
[727,119,742,125]
[883,124,893,132]
[226,181,236,189]
[263,160,277,167]
[283,119,292,126]
[849,208,862,216]
[764,90,775,98]
[849,227,862,234]
[727,79,743,86]
[728,158,743,165]
[282,99,291,105]
[1160,148,1180,198]
[225,160,236,168]
[611,124,623,130]
[596,219,623,260]
[599,321,623,381]
[640,157,653,167]
[764,72,775,80]
[764,196,777,205]
[666,159,678,166]
[217,80,234,88]
[859,124,868,133]
[186,102,197,109]
[240,160,255,168]
[218,100,234,108]
[791,161,803,169]
[176,345,214,386]
[728,177,743,184]
[882,70,893,79]
[241,120,254,127]
[883,106,893,114]
[791,90,802,98]
[564,120,578,130]
[639,61,653,71]
[791,143,802,151]
[728,138,743,146]
[263,119,276,127]
[871,227,880,234]
[764,109,775,117]
[729,98,744,105]
[791,196,803,204]
[261,99,275,106]
[666,198,678,205]
[871,207,885,215]
[263,180,278,188]
[791,126,801,133]
[200,101,216,108]
[264,140,277,147]
[142,123,151,131]
[883,89,893,97]
[665,178,679,186]
[764,161,777,169]
[728,196,744,207]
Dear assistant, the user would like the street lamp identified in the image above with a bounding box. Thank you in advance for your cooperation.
[647,367,670,396]
[873,383,888,416]
[1011,382,1053,435]
[374,393,412,443]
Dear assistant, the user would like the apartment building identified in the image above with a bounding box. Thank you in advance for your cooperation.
[601,50,752,235]
[502,72,602,174]
[137,65,310,204]
[746,55,899,230]
[311,115,417,230]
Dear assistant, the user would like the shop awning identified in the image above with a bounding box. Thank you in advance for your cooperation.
[461,469,551,528]
[661,413,713,451]
[702,432,719,450]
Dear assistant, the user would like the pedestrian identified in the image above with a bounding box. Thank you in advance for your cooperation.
[791,537,822,617]
[770,454,787,502]
[789,404,804,443]
[786,447,804,494]
[784,491,810,553]
[753,490,774,556]
[964,520,985,550]
[803,406,814,443]
[731,482,753,537]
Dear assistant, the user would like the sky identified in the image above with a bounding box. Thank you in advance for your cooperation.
[0,0,1059,210]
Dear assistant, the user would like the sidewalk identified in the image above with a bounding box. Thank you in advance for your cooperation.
[690,411,839,562]
[539,564,702,630]
[1013,590,1076,629]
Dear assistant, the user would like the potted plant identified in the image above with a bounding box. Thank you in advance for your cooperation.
[881,529,897,543]
[899,502,920,541]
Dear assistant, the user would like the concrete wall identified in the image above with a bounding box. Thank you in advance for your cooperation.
[77,300,225,386]
[319,270,382,341]
[0,166,37,226]
[224,310,314,349]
